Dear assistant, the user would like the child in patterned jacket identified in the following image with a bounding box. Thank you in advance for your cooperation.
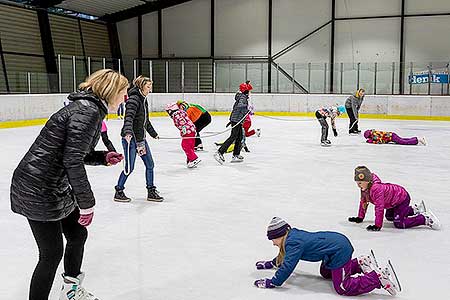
[364,129,426,146]
[315,105,346,146]
[166,103,201,168]
[348,166,441,231]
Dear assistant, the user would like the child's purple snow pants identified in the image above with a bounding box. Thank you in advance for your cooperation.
[392,133,418,145]
[385,194,426,228]
[320,259,381,296]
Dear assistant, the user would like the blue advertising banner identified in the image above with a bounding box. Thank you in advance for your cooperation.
[409,73,449,84]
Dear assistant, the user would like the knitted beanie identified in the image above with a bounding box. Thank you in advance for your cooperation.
[364,130,372,139]
[267,217,290,240]
[354,166,373,182]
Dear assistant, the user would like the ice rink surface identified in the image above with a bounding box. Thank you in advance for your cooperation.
[1,115,449,300]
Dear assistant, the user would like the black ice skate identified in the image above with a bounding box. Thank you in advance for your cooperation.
[114,188,131,203]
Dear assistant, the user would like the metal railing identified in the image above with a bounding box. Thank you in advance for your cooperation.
[1,54,449,96]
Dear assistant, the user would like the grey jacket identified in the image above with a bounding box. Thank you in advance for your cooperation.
[345,95,364,118]
[230,92,249,123]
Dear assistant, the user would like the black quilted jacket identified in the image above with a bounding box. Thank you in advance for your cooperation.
[10,91,108,221]
[121,86,158,142]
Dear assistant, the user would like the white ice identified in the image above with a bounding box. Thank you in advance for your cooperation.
[1,115,450,300]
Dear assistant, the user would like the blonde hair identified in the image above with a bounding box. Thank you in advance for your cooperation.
[275,229,290,267]
[79,69,128,103]
[133,75,153,91]
[355,88,365,98]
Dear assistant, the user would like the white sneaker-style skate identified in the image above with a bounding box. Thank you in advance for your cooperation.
[376,266,400,296]
[60,273,99,300]
[187,158,201,168]
[256,128,261,137]
[413,200,427,215]
[231,155,244,163]
[418,137,427,146]
[213,152,225,165]
[424,209,441,230]
[358,254,377,273]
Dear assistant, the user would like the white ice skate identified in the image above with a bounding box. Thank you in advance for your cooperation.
[424,209,441,230]
[256,128,261,137]
[60,273,99,300]
[418,137,427,146]
[376,263,401,296]
[213,152,225,165]
[187,158,201,168]
[413,200,427,215]
[358,253,377,274]
[231,155,244,163]
[321,141,331,147]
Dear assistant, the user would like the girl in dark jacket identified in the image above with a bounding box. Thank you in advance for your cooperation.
[10,69,128,300]
[114,75,163,202]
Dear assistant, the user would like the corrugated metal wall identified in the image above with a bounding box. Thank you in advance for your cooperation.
[80,21,112,58]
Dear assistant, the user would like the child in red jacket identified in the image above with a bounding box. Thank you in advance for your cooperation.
[166,103,201,168]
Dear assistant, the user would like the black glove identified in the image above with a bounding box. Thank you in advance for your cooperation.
[366,225,381,231]
[333,128,338,137]
[348,217,363,223]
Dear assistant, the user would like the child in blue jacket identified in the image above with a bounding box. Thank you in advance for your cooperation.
[254,217,400,296]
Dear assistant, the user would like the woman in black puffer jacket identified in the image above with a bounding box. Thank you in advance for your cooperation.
[10,69,128,300]
[114,75,163,202]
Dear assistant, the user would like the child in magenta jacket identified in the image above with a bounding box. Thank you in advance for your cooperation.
[364,129,426,146]
[166,103,201,168]
[348,166,441,231]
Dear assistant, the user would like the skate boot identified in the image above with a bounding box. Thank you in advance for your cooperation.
[194,144,204,151]
[413,200,426,215]
[59,273,99,300]
[147,187,164,202]
[231,155,244,163]
[214,151,225,165]
[418,137,427,146]
[357,254,377,273]
[256,128,261,137]
[375,264,401,296]
[113,187,131,203]
[424,209,441,230]
[187,158,201,168]
[321,141,331,147]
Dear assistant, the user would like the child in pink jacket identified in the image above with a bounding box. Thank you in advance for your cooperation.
[348,166,440,231]
[166,103,201,168]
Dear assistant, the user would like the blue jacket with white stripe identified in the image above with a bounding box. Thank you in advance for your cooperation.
[271,228,354,286]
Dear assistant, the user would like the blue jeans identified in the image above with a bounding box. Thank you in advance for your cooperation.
[116,138,155,190]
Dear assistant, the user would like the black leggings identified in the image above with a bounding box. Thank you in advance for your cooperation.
[346,106,359,132]
[218,122,243,156]
[28,209,87,300]
[316,111,329,142]
[194,112,212,147]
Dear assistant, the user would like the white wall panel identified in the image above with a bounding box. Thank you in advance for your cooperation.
[335,18,401,63]
[406,0,450,14]
[163,0,210,57]
[336,0,401,18]
[215,0,268,56]
[272,0,331,54]
[142,12,159,57]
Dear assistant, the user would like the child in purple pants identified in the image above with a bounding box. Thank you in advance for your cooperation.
[349,166,441,231]
[254,217,401,296]
[364,129,427,145]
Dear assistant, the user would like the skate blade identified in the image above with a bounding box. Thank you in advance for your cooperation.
[370,249,380,268]
[387,260,402,292]
[321,144,332,147]
[213,155,225,165]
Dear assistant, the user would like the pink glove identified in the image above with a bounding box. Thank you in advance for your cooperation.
[78,208,94,227]
[106,152,124,165]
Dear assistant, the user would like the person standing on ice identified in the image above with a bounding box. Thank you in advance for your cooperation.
[114,75,163,203]
[349,166,440,231]
[363,129,426,146]
[214,82,252,164]
[10,69,128,300]
[166,102,201,168]
[254,217,401,296]
[315,105,345,146]
[345,88,365,134]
